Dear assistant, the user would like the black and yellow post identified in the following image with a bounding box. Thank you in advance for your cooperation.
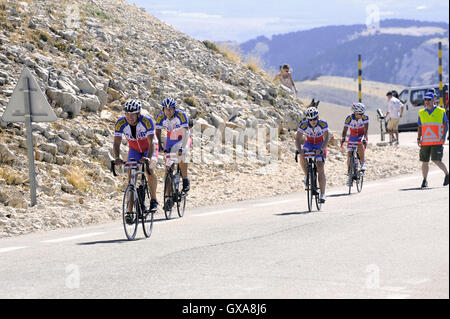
[358,54,362,102]
[438,42,443,106]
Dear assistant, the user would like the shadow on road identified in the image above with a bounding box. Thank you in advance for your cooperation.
[400,187,439,191]
[327,193,351,198]
[276,211,314,216]
[77,238,145,245]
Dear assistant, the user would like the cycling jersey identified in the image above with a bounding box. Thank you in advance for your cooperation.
[114,115,156,153]
[344,114,369,138]
[297,120,329,145]
[155,110,190,141]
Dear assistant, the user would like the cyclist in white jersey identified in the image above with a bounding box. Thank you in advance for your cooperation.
[155,98,192,194]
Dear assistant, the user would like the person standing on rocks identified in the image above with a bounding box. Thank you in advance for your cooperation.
[295,103,329,203]
[155,98,192,210]
[113,99,159,212]
[273,64,298,96]
[385,91,404,145]
[417,92,449,188]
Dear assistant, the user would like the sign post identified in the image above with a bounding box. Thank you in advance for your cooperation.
[358,54,362,103]
[1,67,57,207]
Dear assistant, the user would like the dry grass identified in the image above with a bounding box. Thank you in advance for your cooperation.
[217,43,242,64]
[65,164,91,192]
[0,166,25,185]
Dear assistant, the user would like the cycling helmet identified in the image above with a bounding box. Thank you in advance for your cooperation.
[305,107,319,120]
[123,99,141,113]
[352,102,366,114]
[161,97,176,108]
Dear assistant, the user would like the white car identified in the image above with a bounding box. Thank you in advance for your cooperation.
[397,83,449,131]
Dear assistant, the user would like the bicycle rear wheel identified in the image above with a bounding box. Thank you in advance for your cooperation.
[141,183,154,238]
[163,173,173,220]
[123,185,139,241]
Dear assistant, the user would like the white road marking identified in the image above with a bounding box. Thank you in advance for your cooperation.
[192,208,241,217]
[407,278,430,285]
[0,246,28,254]
[252,199,297,207]
[40,232,106,243]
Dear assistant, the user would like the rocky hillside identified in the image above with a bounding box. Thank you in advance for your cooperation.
[240,19,449,86]
[0,0,305,231]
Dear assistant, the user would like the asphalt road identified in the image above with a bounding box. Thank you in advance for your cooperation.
[0,165,448,299]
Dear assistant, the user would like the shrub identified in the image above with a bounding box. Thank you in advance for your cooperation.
[203,40,219,52]
[184,96,198,107]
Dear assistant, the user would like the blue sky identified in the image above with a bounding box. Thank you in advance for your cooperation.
[128,0,449,42]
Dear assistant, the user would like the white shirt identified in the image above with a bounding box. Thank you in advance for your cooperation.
[386,97,403,119]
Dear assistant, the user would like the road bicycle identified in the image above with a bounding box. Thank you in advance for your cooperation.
[296,150,322,212]
[346,140,365,194]
[111,159,154,240]
[163,152,187,220]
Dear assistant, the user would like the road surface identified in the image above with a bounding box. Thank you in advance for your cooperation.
[0,165,448,299]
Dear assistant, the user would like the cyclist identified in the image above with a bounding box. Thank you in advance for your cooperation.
[113,99,159,212]
[341,102,369,186]
[295,106,330,203]
[155,98,192,208]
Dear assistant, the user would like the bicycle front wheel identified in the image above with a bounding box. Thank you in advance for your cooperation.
[163,173,173,220]
[348,155,355,195]
[123,185,139,241]
[177,192,187,217]
[313,170,322,211]
[306,168,313,212]
[356,171,364,193]
[142,184,154,238]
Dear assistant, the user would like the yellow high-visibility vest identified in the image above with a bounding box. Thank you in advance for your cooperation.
[419,107,446,145]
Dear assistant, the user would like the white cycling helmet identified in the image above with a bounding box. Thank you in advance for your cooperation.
[161,97,176,108]
[123,99,142,113]
[352,102,365,114]
[305,107,319,120]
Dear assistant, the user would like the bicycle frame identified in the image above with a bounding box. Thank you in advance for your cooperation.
[303,151,322,211]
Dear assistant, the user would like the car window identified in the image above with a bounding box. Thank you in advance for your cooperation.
[411,89,427,106]
[399,90,408,104]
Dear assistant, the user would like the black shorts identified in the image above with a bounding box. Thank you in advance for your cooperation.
[420,145,444,162]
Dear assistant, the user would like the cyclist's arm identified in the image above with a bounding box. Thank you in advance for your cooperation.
[179,127,189,154]
[145,134,154,160]
[273,74,280,82]
[155,128,163,150]
[295,131,304,152]
[320,131,329,151]
[341,126,348,143]
[113,136,122,160]
[363,123,369,141]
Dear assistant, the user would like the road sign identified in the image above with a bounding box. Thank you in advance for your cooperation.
[1,66,57,207]
[1,66,56,123]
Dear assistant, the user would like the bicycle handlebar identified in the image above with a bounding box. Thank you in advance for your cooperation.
[110,159,151,177]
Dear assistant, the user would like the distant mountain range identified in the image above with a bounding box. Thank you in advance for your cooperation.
[239,19,449,86]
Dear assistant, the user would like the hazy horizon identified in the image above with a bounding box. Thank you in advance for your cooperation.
[128,0,449,42]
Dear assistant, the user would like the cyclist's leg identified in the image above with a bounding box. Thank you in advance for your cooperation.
[300,143,313,176]
[316,156,326,195]
[127,148,142,212]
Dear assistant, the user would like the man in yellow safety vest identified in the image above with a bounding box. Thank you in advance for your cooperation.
[417,92,449,188]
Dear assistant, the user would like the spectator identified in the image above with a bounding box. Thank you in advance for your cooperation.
[417,92,449,188]
[273,64,298,96]
[385,91,404,145]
